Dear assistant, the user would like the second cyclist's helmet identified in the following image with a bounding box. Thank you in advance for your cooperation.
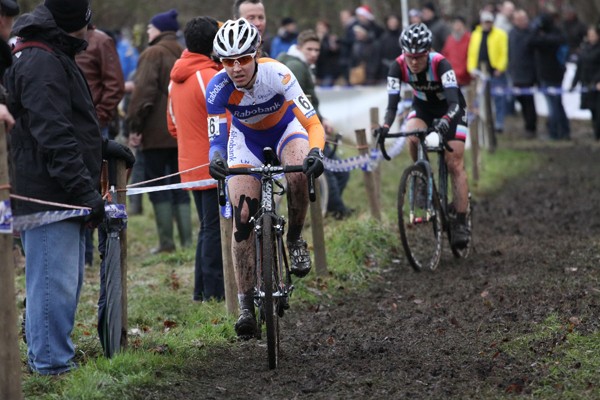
[213,18,260,58]
[399,23,433,54]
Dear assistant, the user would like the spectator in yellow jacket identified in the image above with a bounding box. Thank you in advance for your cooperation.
[468,10,509,133]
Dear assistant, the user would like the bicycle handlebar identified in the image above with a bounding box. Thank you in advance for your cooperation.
[216,164,316,206]
[374,126,453,160]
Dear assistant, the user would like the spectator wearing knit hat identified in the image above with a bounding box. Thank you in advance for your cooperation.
[127,9,191,254]
[45,0,91,34]
[270,16,298,58]
[167,16,228,302]
[355,4,383,40]
[150,8,179,33]
[6,0,135,374]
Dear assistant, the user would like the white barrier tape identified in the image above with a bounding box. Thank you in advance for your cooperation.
[126,178,217,195]
[3,202,127,233]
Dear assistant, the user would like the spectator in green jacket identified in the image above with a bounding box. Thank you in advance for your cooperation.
[277,30,353,219]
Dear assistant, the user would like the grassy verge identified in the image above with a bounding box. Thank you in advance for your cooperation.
[17,139,547,399]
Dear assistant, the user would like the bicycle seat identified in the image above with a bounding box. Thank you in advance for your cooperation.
[263,147,281,166]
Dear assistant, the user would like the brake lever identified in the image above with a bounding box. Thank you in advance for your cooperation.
[217,178,227,206]
[375,128,391,161]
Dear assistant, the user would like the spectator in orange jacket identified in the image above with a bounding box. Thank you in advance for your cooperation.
[167,16,230,301]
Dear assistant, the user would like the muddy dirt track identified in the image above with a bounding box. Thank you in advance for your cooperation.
[139,130,600,399]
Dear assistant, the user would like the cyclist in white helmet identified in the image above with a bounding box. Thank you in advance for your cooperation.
[381,22,471,248]
[206,18,325,339]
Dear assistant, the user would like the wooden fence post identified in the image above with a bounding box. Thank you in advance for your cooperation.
[0,124,24,400]
[355,129,381,221]
[481,64,497,153]
[369,107,381,206]
[467,82,480,183]
[116,160,128,350]
[309,178,327,277]
[220,216,238,315]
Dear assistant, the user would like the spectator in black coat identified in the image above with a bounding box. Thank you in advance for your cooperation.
[421,1,449,52]
[531,12,570,140]
[571,24,600,140]
[375,14,402,82]
[561,5,587,62]
[315,19,339,87]
[508,9,537,138]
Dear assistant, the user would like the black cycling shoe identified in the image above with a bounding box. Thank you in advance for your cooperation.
[450,222,470,249]
[234,309,257,340]
[288,239,311,277]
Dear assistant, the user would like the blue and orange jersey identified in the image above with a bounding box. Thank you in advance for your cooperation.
[206,58,325,160]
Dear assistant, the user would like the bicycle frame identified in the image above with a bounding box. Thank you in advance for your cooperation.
[377,126,472,269]
[216,147,314,368]
[380,128,452,228]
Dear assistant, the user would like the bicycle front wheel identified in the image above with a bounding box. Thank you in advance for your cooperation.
[398,165,443,271]
[260,214,279,369]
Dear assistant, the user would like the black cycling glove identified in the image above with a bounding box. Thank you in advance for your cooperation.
[433,116,451,138]
[209,151,228,180]
[303,147,325,178]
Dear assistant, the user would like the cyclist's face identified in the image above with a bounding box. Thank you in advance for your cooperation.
[222,53,257,87]
[405,51,429,74]
[238,2,266,36]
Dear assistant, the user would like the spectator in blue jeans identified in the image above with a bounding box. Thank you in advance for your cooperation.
[6,0,134,374]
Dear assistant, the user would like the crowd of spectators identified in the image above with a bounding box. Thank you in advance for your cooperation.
[254,1,593,140]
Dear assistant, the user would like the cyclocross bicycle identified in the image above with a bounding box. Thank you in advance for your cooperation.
[375,127,472,271]
[217,147,316,369]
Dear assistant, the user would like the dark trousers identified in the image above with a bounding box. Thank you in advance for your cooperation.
[591,105,600,140]
[325,170,350,213]
[541,83,570,140]
[143,148,189,205]
[192,189,224,301]
[515,93,537,133]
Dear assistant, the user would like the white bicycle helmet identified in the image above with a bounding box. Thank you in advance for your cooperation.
[399,23,433,54]
[213,18,260,58]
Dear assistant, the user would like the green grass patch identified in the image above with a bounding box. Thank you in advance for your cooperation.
[498,314,600,399]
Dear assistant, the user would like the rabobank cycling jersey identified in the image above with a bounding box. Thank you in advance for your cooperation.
[206,58,324,164]
[384,52,466,128]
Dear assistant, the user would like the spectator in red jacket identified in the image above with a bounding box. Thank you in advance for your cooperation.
[441,15,471,87]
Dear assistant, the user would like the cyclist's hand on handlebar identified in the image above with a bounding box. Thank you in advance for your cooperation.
[303,147,325,178]
[433,116,451,138]
[375,125,389,144]
[209,151,228,180]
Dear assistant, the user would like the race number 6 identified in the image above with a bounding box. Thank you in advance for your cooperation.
[293,94,315,117]
[207,116,220,141]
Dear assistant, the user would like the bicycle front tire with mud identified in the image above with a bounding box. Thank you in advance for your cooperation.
[260,215,279,369]
[398,165,443,271]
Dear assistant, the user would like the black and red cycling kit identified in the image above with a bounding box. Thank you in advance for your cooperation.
[383,52,468,141]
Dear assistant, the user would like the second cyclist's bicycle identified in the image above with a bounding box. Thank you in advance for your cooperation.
[217,147,315,369]
[375,127,472,271]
